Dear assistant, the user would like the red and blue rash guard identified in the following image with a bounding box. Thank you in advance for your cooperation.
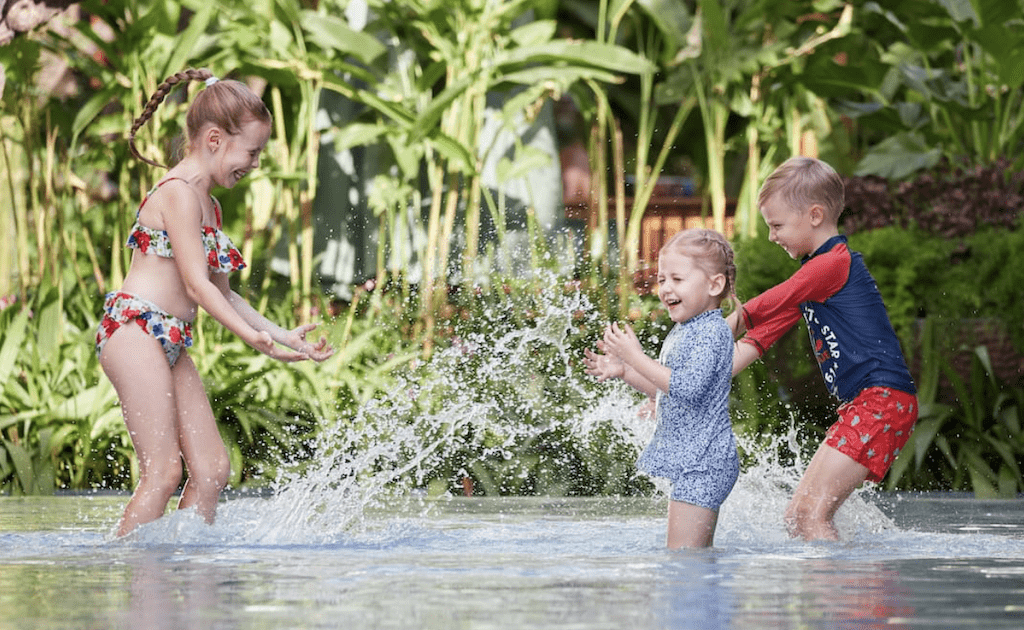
[739,235,916,403]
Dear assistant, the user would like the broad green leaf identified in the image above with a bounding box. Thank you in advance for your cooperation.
[300,11,386,64]
[998,465,1020,496]
[854,132,942,179]
[910,416,945,468]
[635,0,693,55]
[70,86,119,150]
[697,0,729,57]
[164,1,214,78]
[498,66,621,88]
[495,41,655,75]
[428,134,476,174]
[965,452,998,498]
[387,137,422,181]
[333,123,388,152]
[409,75,476,143]
[0,309,29,389]
[35,291,61,365]
[936,0,979,25]
[3,439,34,494]
[509,19,557,47]
[983,435,1022,480]
[495,147,552,184]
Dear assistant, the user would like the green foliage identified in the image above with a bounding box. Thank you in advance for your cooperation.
[888,325,1024,497]
[822,1,1024,176]
[0,286,128,495]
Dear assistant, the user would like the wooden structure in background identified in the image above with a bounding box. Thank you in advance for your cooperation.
[635,195,736,267]
[567,190,736,292]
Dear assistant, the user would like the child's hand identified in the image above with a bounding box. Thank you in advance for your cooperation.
[583,344,625,381]
[601,322,644,363]
[637,398,655,420]
[286,323,335,362]
[247,330,308,362]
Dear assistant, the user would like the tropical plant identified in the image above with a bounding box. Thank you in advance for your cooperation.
[888,319,1024,497]
[807,0,1024,179]
[290,0,656,348]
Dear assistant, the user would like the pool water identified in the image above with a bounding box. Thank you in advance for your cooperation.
[1,491,1022,630]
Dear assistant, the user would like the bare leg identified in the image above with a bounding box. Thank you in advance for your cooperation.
[785,444,869,541]
[171,353,230,524]
[666,500,719,549]
[100,325,182,537]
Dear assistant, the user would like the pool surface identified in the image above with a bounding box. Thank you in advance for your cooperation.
[1,491,1022,629]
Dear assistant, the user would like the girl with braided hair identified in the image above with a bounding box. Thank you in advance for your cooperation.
[583,228,739,548]
[98,68,333,536]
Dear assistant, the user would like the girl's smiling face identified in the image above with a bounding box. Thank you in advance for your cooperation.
[657,250,725,323]
[212,118,271,188]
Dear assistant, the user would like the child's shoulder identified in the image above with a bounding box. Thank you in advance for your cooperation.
[681,310,732,341]
[794,239,851,285]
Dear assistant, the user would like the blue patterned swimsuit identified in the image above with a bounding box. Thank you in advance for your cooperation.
[636,309,739,510]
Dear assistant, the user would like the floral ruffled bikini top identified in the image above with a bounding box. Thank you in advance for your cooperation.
[126,178,246,273]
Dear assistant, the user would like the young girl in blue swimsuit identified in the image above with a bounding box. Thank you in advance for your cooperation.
[583,229,739,548]
[97,68,333,537]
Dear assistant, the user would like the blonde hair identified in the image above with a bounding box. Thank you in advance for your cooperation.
[660,228,736,305]
[128,68,272,168]
[758,156,845,223]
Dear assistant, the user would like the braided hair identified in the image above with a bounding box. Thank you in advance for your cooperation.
[659,228,737,307]
[128,68,272,169]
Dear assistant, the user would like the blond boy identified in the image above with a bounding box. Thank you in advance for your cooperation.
[728,157,918,541]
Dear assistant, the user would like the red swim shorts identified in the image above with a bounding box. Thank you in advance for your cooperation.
[825,387,918,482]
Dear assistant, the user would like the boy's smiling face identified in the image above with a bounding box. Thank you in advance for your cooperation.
[760,194,821,260]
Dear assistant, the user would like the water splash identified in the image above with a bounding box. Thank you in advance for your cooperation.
[139,280,894,546]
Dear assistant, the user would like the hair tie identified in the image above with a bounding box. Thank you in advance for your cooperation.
[205,76,220,87]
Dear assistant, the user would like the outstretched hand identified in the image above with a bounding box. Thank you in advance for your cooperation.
[583,343,625,382]
[247,330,307,362]
[600,322,645,364]
[285,322,335,362]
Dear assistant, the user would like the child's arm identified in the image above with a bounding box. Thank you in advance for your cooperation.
[218,278,335,362]
[160,187,299,360]
[725,308,745,338]
[600,322,670,397]
[732,340,761,376]
[583,344,659,397]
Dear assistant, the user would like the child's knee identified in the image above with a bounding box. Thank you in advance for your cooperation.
[189,451,231,493]
[141,458,184,496]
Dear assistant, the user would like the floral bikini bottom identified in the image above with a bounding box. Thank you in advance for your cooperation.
[95,292,193,367]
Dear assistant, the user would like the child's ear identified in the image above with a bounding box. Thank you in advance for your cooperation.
[808,204,826,227]
[708,273,726,298]
[204,127,223,152]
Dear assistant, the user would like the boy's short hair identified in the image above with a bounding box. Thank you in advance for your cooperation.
[758,156,845,223]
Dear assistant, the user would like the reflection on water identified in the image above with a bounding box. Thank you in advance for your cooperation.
[1,494,1023,630]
